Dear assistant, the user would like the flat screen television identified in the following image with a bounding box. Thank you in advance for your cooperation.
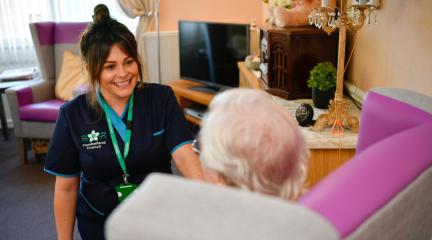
[178,20,250,93]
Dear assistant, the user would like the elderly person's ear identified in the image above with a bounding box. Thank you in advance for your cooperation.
[202,168,225,185]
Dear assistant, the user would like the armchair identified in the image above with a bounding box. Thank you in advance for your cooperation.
[5,22,88,164]
[300,88,432,239]
[105,88,432,240]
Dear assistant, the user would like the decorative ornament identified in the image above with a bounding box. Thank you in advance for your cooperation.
[295,103,314,126]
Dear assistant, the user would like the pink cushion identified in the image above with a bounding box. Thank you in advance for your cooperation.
[19,99,65,122]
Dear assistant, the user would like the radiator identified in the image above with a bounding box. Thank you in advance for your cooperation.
[144,31,179,85]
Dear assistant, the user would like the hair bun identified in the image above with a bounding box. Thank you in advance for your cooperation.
[92,4,110,23]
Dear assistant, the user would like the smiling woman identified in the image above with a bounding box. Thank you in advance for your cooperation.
[43,4,205,240]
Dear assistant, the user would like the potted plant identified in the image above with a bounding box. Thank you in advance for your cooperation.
[307,61,337,109]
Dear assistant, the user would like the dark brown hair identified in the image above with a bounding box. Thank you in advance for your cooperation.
[80,4,143,110]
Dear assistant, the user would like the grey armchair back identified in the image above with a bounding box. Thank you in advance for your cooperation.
[6,22,88,164]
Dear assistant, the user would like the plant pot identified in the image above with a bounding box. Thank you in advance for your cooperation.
[312,88,335,109]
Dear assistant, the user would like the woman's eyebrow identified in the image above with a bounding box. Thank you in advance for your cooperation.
[105,56,132,64]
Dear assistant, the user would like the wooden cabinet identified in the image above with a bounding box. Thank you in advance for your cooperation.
[259,26,339,99]
[168,79,214,125]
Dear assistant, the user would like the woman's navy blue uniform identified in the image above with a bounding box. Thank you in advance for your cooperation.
[44,84,193,239]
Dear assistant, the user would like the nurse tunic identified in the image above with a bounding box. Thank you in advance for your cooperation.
[44,84,193,238]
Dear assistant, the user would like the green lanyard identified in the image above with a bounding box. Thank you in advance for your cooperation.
[101,91,134,184]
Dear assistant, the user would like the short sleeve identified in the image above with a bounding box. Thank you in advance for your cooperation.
[44,107,81,177]
[163,87,194,154]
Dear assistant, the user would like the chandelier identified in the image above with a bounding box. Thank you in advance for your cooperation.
[308,0,379,35]
[307,0,380,135]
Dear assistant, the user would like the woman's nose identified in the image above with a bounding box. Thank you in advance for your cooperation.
[117,65,127,77]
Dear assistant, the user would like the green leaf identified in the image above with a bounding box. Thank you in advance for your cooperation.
[307,61,337,91]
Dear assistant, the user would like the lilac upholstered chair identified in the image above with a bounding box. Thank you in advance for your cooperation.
[5,22,88,164]
[300,88,432,239]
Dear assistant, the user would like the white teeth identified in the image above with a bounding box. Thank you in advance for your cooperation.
[113,79,130,86]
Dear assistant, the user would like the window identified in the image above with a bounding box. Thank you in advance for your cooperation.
[0,0,138,72]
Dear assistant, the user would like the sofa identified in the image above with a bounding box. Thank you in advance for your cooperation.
[105,88,432,240]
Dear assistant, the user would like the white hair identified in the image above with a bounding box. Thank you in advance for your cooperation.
[199,89,309,201]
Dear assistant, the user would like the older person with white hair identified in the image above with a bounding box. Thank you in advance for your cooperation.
[198,88,310,201]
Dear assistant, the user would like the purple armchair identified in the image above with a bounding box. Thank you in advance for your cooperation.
[5,22,88,164]
[300,88,432,239]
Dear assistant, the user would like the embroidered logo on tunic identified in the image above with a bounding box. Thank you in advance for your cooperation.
[88,130,100,142]
[81,130,107,150]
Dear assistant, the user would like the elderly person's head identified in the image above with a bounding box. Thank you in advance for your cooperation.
[199,89,309,200]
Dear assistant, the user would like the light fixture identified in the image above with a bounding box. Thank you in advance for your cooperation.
[307,0,379,134]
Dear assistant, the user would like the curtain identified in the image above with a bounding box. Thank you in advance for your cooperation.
[0,0,49,72]
[0,0,137,73]
[117,0,155,82]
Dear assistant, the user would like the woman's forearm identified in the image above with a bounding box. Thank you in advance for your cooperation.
[54,177,79,240]
[172,144,205,180]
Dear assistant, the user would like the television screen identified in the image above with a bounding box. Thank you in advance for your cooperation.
[179,20,249,92]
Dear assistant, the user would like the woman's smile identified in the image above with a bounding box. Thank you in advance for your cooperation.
[113,78,131,87]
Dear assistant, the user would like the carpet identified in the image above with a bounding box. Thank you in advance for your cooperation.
[0,131,81,239]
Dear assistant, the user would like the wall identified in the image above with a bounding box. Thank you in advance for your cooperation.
[158,0,264,30]
[145,0,265,84]
[346,0,432,96]
[152,0,432,96]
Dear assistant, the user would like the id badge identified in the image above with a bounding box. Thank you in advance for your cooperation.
[115,183,137,202]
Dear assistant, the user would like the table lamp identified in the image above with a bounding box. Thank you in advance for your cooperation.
[307,0,380,134]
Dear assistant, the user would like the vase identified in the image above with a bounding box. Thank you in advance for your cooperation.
[312,88,335,109]
[273,6,289,27]
[265,5,275,26]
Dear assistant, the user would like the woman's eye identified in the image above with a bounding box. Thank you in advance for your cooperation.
[105,64,115,70]
[125,59,134,65]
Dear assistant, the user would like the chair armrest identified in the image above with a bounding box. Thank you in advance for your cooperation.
[5,79,55,137]
[6,79,55,105]
[371,87,432,114]
[357,90,432,152]
[28,79,55,102]
[5,85,25,137]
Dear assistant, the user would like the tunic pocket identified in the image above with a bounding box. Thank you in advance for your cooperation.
[80,176,121,217]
